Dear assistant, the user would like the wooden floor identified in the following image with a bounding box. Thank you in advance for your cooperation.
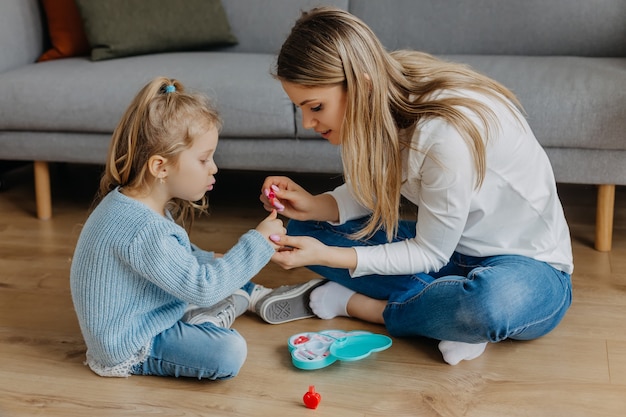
[1,163,625,417]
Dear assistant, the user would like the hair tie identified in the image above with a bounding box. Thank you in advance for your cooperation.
[164,85,176,94]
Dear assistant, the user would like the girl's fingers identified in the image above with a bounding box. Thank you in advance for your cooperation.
[264,208,277,220]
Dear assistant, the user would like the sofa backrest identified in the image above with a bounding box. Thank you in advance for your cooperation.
[349,0,626,57]
[2,0,623,74]
[222,0,349,54]
[0,0,44,73]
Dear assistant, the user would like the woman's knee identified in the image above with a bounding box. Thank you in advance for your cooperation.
[468,265,571,341]
[287,219,316,235]
[456,280,563,342]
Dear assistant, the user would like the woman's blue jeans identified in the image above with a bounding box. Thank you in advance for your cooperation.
[288,218,572,343]
[130,282,255,379]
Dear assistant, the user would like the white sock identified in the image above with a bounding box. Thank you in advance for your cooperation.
[247,284,272,313]
[309,281,355,319]
[438,340,488,365]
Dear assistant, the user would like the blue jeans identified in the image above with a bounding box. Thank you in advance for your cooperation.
[288,218,572,343]
[130,282,256,379]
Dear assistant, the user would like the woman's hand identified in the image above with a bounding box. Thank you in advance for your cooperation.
[260,176,340,222]
[255,209,286,249]
[260,176,316,220]
[269,234,357,270]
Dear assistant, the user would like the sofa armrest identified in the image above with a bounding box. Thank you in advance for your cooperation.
[0,0,44,73]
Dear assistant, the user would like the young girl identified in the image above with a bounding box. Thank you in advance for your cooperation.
[70,77,321,379]
[261,7,574,365]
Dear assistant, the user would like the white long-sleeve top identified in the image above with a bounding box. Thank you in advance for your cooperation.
[329,91,573,277]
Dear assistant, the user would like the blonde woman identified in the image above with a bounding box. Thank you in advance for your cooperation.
[261,7,573,365]
[70,77,321,379]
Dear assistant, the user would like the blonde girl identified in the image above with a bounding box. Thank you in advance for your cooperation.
[261,8,573,365]
[71,77,319,379]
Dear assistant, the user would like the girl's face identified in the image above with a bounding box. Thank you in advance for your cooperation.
[281,81,347,145]
[166,125,219,202]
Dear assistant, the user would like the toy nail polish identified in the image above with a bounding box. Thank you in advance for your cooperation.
[303,385,321,409]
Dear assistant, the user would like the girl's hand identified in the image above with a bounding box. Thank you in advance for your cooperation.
[269,234,357,270]
[255,209,286,249]
[260,176,339,222]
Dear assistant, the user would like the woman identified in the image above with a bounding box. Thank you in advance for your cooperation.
[261,7,573,365]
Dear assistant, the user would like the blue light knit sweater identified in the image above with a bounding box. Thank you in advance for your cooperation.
[70,188,275,376]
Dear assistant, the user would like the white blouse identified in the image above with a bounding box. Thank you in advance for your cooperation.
[328,91,573,277]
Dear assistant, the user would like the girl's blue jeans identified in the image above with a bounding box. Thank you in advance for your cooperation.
[288,218,572,343]
[130,282,255,379]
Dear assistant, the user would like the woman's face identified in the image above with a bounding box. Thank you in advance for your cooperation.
[280,81,347,145]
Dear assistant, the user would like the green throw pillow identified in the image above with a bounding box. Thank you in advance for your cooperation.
[75,0,238,61]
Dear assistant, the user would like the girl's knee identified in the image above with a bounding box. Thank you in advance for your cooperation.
[220,332,248,371]
[198,331,247,380]
[184,326,248,379]
[230,332,248,365]
[148,323,249,379]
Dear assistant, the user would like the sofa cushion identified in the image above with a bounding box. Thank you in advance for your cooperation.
[350,0,626,57]
[222,0,349,54]
[38,0,90,62]
[75,0,237,61]
[0,52,294,138]
[444,55,626,150]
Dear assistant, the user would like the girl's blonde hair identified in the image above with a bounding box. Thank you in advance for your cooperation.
[99,76,222,229]
[275,7,523,242]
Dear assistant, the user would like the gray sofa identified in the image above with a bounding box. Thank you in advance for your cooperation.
[1,0,625,251]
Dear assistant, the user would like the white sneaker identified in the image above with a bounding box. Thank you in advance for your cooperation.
[255,279,325,324]
[247,284,273,313]
[182,289,250,328]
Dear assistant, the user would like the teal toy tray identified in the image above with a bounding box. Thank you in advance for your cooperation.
[288,330,392,370]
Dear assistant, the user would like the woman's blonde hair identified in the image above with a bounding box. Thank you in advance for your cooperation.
[98,76,222,230]
[275,7,523,241]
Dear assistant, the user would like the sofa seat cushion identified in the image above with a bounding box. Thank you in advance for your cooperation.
[0,52,295,138]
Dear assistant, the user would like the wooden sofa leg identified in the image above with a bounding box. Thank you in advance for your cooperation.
[34,161,52,220]
[595,184,615,252]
